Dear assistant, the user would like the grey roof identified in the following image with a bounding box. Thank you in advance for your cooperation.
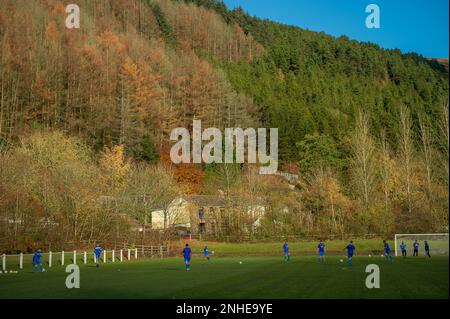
[181,195,267,208]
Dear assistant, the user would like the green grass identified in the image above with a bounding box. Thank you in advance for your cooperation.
[179,239,448,256]
[0,256,448,299]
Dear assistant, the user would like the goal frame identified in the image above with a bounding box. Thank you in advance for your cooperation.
[394,233,449,256]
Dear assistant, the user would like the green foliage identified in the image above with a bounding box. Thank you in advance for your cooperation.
[137,135,159,163]
[149,1,177,47]
[179,0,230,22]
[203,162,242,195]
[183,0,449,164]
[297,133,342,175]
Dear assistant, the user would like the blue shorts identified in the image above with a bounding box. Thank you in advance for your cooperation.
[348,253,354,258]
[184,257,191,263]
[95,254,101,260]
[319,251,325,257]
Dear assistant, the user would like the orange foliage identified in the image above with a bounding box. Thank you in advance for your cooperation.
[159,147,205,194]
[97,31,126,54]
[46,21,60,45]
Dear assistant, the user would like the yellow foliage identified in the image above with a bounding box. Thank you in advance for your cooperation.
[45,20,60,45]
[99,145,130,187]
[97,31,125,53]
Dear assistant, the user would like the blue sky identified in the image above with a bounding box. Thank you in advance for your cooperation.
[222,0,449,58]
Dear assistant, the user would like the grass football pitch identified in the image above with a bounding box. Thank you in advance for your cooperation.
[0,256,448,299]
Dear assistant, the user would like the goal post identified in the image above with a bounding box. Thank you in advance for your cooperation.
[394,233,449,256]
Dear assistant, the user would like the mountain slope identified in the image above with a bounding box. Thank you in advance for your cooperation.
[0,0,448,242]
[0,0,261,154]
[181,0,449,162]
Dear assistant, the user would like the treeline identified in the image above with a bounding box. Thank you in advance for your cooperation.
[200,106,449,238]
[178,0,450,235]
[0,132,180,251]
[1,117,447,251]
[0,0,448,247]
[196,0,449,161]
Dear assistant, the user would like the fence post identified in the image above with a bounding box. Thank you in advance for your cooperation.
[120,249,123,262]
[2,254,6,271]
[83,251,87,264]
[394,234,398,257]
[128,249,131,260]
[112,250,115,263]
[103,250,107,263]
[135,248,138,259]
[19,253,23,269]
[49,251,52,268]
[73,251,76,264]
[160,246,163,259]
[61,251,65,265]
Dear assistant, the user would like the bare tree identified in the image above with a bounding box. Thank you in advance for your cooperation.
[418,113,433,202]
[398,105,414,215]
[351,110,376,208]
[119,164,179,241]
[380,130,391,218]
[438,101,449,186]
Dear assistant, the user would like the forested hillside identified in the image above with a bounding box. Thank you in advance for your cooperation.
[0,0,448,250]
[0,0,262,154]
[183,0,448,161]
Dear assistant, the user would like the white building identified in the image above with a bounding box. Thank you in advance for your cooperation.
[151,195,267,235]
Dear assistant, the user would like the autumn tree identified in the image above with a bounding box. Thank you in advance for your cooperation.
[119,164,179,241]
[99,144,131,191]
[418,113,434,207]
[438,102,449,186]
[350,110,376,208]
[398,105,415,216]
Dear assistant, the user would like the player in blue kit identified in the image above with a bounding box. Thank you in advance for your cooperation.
[413,240,419,256]
[94,244,103,268]
[203,246,210,260]
[400,241,407,258]
[318,240,325,263]
[33,249,44,272]
[283,241,290,261]
[183,244,192,271]
[345,241,355,266]
[424,241,431,258]
[383,240,393,262]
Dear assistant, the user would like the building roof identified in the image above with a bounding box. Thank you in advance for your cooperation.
[181,195,267,208]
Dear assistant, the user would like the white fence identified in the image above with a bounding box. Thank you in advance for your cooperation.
[1,247,145,271]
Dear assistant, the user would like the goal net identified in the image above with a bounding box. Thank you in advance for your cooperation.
[394,233,449,256]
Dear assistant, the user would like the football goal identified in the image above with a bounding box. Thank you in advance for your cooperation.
[394,233,449,256]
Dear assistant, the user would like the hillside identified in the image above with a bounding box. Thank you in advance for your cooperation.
[0,0,448,158]
[184,0,449,161]
[0,0,448,249]
[427,58,449,71]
